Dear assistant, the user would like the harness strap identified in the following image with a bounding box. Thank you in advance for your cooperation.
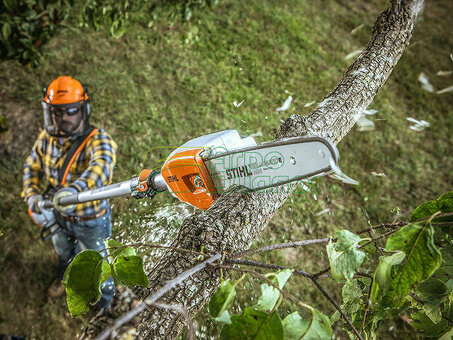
[58,127,98,185]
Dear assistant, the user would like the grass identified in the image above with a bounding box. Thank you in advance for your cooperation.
[0,0,452,338]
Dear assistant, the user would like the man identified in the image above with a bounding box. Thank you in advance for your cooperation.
[22,76,117,309]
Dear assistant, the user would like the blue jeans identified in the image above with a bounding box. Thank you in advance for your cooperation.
[51,206,114,309]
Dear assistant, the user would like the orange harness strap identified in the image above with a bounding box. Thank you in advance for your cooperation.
[61,128,98,185]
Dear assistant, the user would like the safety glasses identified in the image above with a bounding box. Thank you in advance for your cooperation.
[50,106,81,117]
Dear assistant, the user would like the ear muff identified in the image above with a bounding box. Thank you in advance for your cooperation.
[81,84,91,117]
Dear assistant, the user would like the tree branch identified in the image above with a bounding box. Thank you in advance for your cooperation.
[310,278,364,340]
[218,264,364,340]
[95,254,221,340]
[228,238,331,259]
[224,258,314,278]
[83,1,425,338]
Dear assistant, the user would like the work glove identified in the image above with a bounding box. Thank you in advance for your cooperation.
[53,186,78,214]
[29,207,56,229]
[27,194,43,213]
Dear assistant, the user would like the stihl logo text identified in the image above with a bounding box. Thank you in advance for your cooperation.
[226,165,253,179]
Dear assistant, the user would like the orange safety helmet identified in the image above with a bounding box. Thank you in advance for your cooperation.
[42,76,91,137]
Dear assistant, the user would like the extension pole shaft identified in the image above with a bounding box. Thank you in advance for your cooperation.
[59,178,140,206]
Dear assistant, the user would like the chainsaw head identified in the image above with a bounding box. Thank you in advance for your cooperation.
[161,148,218,210]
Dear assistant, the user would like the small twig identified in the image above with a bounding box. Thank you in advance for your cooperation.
[313,267,330,279]
[417,212,453,222]
[367,229,384,256]
[215,265,314,311]
[100,243,203,257]
[409,293,453,324]
[95,253,221,340]
[224,259,314,278]
[357,222,405,235]
[432,221,453,226]
[229,238,331,259]
[217,263,363,340]
[359,229,400,249]
[311,278,364,340]
[152,303,195,340]
[355,272,373,279]
[361,279,373,336]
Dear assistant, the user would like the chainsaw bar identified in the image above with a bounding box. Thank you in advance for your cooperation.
[204,136,339,193]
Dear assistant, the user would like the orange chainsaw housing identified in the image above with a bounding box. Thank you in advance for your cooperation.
[161,148,218,210]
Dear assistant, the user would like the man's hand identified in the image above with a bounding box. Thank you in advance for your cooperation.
[30,207,56,228]
[53,187,78,214]
[27,194,43,213]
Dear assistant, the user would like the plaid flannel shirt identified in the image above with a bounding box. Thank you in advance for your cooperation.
[22,128,117,217]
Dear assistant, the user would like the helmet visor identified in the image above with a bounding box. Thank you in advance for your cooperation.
[43,102,84,137]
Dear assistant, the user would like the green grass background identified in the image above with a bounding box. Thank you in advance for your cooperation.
[0,0,452,338]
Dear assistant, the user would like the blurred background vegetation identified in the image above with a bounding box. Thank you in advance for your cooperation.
[0,0,451,338]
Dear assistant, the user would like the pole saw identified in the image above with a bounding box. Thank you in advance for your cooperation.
[41,130,339,213]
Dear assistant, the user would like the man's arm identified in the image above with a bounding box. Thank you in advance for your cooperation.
[22,130,46,202]
[70,130,117,192]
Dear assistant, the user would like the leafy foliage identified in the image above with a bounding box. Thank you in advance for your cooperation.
[62,250,104,317]
[410,191,453,223]
[81,0,219,38]
[326,230,366,281]
[63,240,147,317]
[209,269,332,339]
[380,221,442,308]
[208,192,452,339]
[0,0,73,66]
[283,310,332,340]
[208,279,235,320]
[220,308,283,340]
[0,0,219,65]
[254,269,293,312]
[331,279,365,324]
[370,251,406,303]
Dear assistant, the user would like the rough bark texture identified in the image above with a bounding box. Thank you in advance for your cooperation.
[82,0,424,338]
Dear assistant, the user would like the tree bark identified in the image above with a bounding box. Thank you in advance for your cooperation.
[82,0,424,338]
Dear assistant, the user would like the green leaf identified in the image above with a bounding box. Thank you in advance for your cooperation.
[216,310,232,324]
[209,279,236,319]
[327,230,366,281]
[100,260,111,284]
[370,251,406,303]
[62,250,103,317]
[282,310,332,340]
[113,255,148,287]
[220,308,283,340]
[410,191,453,222]
[435,244,453,277]
[439,327,453,340]
[411,301,453,337]
[255,283,280,312]
[381,222,442,308]
[331,279,364,323]
[2,23,12,40]
[416,278,453,323]
[3,0,16,12]
[255,269,293,312]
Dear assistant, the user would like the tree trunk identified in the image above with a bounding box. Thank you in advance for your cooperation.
[82,0,424,338]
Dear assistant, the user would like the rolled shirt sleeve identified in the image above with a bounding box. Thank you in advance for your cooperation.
[22,130,46,201]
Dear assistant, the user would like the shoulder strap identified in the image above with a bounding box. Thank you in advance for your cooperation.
[58,126,98,185]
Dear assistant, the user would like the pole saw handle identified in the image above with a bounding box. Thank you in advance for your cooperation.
[38,171,167,208]
[39,199,54,210]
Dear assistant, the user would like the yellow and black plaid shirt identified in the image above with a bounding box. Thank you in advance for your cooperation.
[22,128,117,217]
